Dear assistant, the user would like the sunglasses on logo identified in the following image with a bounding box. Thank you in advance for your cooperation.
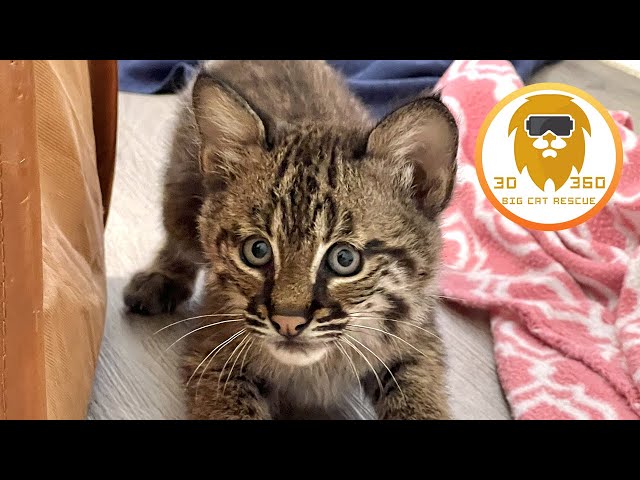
[525,114,575,138]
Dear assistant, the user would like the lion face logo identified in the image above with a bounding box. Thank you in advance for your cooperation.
[509,94,591,191]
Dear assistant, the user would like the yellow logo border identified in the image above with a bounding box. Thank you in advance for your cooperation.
[475,82,624,231]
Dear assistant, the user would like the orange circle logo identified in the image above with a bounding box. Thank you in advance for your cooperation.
[475,83,623,231]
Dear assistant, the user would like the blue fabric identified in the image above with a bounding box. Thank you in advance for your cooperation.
[326,60,455,118]
[118,60,200,94]
[118,60,556,118]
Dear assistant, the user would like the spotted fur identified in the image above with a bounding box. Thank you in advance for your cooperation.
[124,60,459,420]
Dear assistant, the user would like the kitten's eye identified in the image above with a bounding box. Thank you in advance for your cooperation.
[327,243,361,276]
[242,236,273,267]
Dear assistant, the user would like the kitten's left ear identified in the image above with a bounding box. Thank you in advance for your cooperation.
[366,95,459,219]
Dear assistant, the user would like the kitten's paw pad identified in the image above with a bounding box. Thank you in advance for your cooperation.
[123,271,192,315]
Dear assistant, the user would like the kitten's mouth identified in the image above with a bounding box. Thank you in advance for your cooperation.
[274,338,312,352]
[266,338,327,366]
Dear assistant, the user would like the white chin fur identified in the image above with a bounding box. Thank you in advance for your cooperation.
[266,344,328,366]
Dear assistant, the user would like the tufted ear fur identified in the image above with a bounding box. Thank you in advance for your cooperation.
[192,73,270,180]
[366,95,459,219]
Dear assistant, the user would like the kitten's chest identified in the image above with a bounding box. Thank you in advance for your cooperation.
[267,372,377,420]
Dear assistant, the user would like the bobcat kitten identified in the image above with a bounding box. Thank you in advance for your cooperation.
[124,60,459,420]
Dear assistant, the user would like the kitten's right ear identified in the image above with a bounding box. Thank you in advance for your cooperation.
[192,73,268,176]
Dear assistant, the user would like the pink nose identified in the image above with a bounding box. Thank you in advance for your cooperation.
[272,315,306,337]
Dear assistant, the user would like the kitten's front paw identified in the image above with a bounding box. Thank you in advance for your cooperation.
[123,270,192,315]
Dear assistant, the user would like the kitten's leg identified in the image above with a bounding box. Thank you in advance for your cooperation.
[187,376,271,420]
[124,154,205,316]
[374,352,451,420]
[185,338,271,420]
[123,240,201,315]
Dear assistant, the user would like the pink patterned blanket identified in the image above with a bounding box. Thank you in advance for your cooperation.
[437,60,640,419]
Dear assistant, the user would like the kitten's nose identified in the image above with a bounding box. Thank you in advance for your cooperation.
[272,315,307,337]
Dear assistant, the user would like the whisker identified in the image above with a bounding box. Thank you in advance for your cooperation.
[315,333,342,340]
[164,319,245,352]
[347,292,469,305]
[190,328,247,403]
[246,327,267,337]
[435,294,468,303]
[342,337,384,399]
[348,316,442,341]
[334,340,363,396]
[187,328,246,387]
[239,339,255,374]
[313,323,348,332]
[348,324,431,361]
[344,334,406,405]
[153,313,244,335]
[321,348,331,390]
[195,329,247,402]
[219,334,250,393]
[196,329,247,395]
[344,327,378,339]
[244,313,266,323]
